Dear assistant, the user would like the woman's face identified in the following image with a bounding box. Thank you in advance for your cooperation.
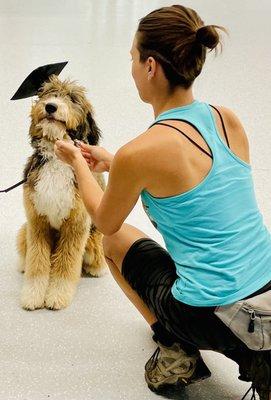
[130,34,152,103]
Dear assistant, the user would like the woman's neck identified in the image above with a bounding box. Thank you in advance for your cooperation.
[152,86,195,118]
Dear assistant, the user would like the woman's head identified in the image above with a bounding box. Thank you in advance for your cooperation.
[131,4,228,102]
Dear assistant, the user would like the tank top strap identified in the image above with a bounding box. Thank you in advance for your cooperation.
[149,119,213,159]
[208,104,230,148]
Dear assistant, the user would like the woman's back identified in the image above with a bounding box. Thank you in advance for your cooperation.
[135,99,271,306]
[139,101,250,199]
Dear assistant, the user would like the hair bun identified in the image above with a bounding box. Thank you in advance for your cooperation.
[195,25,220,49]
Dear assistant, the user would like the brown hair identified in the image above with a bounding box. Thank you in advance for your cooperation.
[137,4,228,90]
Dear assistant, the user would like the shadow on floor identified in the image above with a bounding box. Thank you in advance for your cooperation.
[148,378,251,400]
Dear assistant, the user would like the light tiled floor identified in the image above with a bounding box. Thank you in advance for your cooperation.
[0,1,270,399]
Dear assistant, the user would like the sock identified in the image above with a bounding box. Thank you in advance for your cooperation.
[151,321,179,347]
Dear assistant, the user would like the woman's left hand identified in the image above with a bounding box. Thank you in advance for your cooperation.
[54,140,83,167]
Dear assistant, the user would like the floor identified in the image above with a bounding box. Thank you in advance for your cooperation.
[0,1,270,399]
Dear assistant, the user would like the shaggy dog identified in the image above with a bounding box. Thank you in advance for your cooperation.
[16,75,107,311]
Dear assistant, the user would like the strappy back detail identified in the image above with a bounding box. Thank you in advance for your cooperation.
[150,121,213,159]
[209,105,230,148]
[149,104,229,160]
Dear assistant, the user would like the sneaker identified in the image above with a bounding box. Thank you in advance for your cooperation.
[145,341,211,395]
[240,351,271,400]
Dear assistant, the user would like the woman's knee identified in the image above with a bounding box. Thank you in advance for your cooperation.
[102,223,150,262]
[102,231,124,261]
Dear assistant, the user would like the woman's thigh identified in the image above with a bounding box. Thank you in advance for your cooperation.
[121,236,245,353]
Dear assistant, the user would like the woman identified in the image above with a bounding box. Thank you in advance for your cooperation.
[54,5,271,400]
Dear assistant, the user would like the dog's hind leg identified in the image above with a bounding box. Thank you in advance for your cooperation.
[16,223,27,273]
[45,204,90,310]
[82,225,107,277]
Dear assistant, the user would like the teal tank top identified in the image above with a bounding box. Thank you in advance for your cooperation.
[140,99,271,306]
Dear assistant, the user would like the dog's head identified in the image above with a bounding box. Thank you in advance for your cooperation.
[29,75,102,152]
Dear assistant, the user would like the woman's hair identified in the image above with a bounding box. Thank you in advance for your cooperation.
[137,4,228,90]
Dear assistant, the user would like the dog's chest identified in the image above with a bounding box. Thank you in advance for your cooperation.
[31,158,75,230]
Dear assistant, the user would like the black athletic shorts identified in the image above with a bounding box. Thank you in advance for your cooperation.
[121,237,271,353]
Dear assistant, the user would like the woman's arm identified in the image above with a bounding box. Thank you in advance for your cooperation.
[54,140,145,236]
[93,146,145,235]
[72,155,105,220]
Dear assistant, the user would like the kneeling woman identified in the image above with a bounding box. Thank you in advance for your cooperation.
[55,5,271,400]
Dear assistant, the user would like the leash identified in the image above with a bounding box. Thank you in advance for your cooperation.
[0,178,27,193]
[0,139,81,194]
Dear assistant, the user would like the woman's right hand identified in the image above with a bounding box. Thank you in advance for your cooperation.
[77,141,114,173]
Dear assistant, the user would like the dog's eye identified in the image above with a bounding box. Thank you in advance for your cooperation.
[70,95,77,104]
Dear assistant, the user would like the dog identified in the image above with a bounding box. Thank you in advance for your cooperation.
[16,75,107,310]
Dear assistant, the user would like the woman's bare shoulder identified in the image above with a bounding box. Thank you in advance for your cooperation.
[212,105,247,131]
[121,125,177,157]
[119,126,182,182]
[212,104,250,132]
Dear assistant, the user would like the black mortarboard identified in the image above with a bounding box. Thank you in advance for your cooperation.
[10,61,68,100]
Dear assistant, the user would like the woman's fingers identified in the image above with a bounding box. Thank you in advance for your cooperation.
[78,142,92,151]
[81,150,91,157]
[81,154,93,164]
[82,153,95,167]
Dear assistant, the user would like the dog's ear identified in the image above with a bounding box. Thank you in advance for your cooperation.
[86,112,102,145]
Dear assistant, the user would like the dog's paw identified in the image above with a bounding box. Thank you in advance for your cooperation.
[82,250,108,278]
[44,279,76,310]
[21,278,48,310]
[82,262,108,277]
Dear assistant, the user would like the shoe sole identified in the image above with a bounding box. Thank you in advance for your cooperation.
[147,373,211,398]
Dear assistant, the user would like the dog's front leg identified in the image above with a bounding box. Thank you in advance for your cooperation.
[44,207,90,310]
[21,217,52,310]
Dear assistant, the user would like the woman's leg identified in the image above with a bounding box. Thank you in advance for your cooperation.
[103,223,211,395]
[104,255,157,325]
[102,223,157,325]
[102,222,197,351]
[103,224,271,399]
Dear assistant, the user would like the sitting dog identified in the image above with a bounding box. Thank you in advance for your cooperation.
[16,75,107,310]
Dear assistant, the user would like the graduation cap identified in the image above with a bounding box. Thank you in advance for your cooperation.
[10,61,68,100]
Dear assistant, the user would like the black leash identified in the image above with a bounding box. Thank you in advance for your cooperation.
[0,139,81,194]
[0,178,27,193]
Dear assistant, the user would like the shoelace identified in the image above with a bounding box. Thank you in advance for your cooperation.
[146,345,196,380]
[146,347,160,371]
[240,385,256,400]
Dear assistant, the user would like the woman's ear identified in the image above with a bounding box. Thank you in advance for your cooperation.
[147,57,156,80]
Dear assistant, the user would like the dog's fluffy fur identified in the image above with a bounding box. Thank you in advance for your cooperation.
[16,75,107,310]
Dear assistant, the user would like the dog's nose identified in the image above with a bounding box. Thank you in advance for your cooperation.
[45,103,58,114]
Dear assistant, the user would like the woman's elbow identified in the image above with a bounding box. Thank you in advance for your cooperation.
[99,221,121,236]
[91,209,121,236]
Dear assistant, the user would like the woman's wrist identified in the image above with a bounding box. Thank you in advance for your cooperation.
[105,154,114,172]
[72,153,87,170]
